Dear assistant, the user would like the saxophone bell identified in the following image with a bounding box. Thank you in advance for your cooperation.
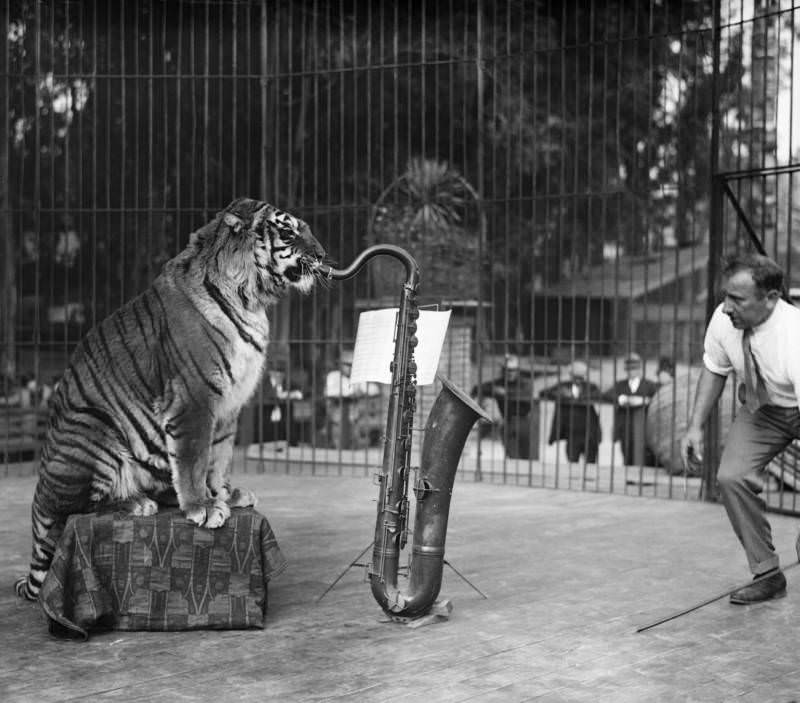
[370,375,490,617]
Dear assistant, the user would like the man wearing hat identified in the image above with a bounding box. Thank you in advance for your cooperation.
[604,352,659,466]
[472,354,538,459]
[540,361,602,463]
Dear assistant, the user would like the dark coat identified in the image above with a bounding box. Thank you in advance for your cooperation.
[603,378,659,441]
[539,380,602,446]
[472,373,539,459]
[473,375,534,419]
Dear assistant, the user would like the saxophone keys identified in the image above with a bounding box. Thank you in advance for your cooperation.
[413,477,433,501]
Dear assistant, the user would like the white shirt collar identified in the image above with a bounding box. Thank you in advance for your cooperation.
[751,300,785,336]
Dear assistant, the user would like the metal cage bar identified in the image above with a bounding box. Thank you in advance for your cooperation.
[0,0,798,511]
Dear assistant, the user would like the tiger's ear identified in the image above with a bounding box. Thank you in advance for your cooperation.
[223,212,246,232]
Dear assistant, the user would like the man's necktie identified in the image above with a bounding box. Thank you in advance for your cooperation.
[742,329,769,412]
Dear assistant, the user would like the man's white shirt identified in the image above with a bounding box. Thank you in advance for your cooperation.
[703,298,800,409]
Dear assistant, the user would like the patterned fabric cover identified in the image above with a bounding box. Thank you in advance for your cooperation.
[39,506,287,640]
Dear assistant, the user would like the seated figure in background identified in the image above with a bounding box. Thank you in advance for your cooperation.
[0,372,53,408]
[324,349,382,449]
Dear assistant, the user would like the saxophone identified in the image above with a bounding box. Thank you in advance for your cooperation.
[321,245,490,618]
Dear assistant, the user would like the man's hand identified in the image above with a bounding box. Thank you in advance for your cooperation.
[617,394,646,407]
[680,426,704,472]
[678,368,728,474]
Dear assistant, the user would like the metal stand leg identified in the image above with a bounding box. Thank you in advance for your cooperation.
[443,558,488,599]
[316,542,373,602]
[317,544,488,602]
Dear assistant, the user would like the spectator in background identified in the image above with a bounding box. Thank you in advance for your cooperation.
[324,348,381,449]
[0,373,53,409]
[472,354,538,459]
[324,349,381,400]
[540,361,602,463]
[604,353,659,466]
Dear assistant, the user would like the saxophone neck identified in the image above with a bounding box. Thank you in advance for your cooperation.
[319,244,420,287]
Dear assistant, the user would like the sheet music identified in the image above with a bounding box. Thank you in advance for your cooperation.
[350,308,451,386]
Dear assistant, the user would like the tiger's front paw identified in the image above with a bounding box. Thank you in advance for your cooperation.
[184,499,230,529]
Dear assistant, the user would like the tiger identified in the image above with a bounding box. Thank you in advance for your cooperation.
[15,197,326,601]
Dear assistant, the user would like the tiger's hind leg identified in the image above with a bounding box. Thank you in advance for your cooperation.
[226,486,257,508]
[99,459,163,516]
[121,495,160,516]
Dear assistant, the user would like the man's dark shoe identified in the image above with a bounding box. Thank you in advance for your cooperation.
[729,569,787,605]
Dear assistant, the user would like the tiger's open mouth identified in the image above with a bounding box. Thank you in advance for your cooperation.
[285,266,302,283]
[287,257,319,282]
[284,257,324,293]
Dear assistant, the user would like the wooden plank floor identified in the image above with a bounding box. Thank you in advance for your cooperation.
[2,470,800,702]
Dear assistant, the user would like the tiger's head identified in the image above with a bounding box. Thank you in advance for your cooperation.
[185,197,326,308]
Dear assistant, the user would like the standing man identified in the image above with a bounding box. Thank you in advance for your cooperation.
[472,354,539,460]
[604,353,659,466]
[681,253,800,604]
[540,360,602,463]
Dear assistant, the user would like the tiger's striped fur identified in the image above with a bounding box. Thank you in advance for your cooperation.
[15,197,325,601]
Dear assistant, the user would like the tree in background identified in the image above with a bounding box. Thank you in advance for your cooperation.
[3,0,795,371]
[368,157,484,302]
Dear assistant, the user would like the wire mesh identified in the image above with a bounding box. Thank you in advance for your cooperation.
[1,0,799,507]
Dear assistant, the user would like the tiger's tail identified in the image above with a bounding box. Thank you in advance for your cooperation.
[15,485,63,601]
[15,575,38,601]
